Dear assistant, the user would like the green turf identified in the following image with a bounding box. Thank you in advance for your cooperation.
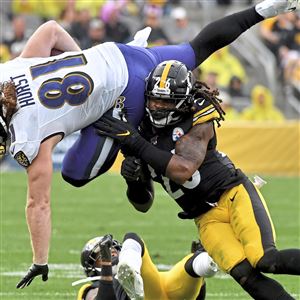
[0,172,299,299]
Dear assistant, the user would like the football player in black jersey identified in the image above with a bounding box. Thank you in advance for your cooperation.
[94,60,300,300]
[76,233,217,300]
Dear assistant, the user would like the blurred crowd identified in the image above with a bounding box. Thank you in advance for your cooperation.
[0,0,299,121]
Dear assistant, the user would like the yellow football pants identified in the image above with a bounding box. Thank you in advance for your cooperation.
[141,245,204,300]
[195,180,276,272]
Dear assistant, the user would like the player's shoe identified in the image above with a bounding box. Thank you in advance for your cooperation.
[191,241,219,278]
[100,234,113,262]
[195,251,219,278]
[256,0,299,18]
[117,262,144,300]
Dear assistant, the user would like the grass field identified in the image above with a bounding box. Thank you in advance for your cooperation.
[0,172,299,300]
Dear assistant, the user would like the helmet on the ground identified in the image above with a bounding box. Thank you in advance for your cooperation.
[80,236,122,277]
[145,60,195,128]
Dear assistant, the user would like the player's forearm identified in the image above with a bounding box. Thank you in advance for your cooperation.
[165,152,203,185]
[26,195,51,264]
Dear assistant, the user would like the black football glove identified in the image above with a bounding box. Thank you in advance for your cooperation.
[94,115,172,175]
[121,156,142,182]
[94,115,141,147]
[16,264,49,289]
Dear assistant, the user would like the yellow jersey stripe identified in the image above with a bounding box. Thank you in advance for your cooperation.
[159,62,172,88]
[193,110,220,126]
[77,283,92,300]
[193,104,214,118]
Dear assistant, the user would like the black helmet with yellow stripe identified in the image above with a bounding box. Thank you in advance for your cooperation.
[80,236,122,277]
[145,60,195,128]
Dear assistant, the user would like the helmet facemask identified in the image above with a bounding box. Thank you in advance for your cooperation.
[80,236,122,277]
[145,60,195,128]
[145,96,193,128]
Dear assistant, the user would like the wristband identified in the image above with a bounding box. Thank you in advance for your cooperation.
[101,265,112,277]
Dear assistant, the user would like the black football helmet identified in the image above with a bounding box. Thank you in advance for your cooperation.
[145,60,195,128]
[80,236,122,277]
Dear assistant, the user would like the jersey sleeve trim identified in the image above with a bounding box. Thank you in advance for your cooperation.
[77,283,93,300]
[193,105,219,126]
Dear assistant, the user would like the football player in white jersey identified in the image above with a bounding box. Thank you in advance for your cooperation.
[0,0,297,288]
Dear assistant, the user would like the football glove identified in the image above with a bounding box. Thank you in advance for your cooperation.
[94,115,172,175]
[16,264,48,289]
[121,156,142,182]
[94,115,141,147]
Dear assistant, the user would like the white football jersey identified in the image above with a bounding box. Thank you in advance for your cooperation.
[0,42,128,166]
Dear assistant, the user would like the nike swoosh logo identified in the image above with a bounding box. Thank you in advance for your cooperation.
[288,7,296,11]
[198,99,205,106]
[230,192,238,202]
[116,130,130,136]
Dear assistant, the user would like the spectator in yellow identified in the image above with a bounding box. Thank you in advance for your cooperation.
[200,46,247,88]
[0,44,11,63]
[13,0,68,20]
[241,85,285,121]
[75,0,104,18]
[12,0,37,15]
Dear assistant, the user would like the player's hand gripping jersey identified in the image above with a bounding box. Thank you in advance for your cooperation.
[140,98,247,218]
[1,43,128,166]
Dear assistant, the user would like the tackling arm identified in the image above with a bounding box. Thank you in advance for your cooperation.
[94,115,214,185]
[166,122,214,184]
[20,20,81,58]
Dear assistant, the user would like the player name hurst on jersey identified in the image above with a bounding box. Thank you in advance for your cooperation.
[10,74,35,108]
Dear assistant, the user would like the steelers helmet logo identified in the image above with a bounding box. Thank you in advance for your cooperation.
[172,127,184,141]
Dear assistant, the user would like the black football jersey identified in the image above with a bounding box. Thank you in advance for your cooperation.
[140,98,247,219]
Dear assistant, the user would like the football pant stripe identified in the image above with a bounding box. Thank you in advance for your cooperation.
[243,180,276,251]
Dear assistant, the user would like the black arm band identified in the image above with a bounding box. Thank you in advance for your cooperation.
[96,280,116,300]
[101,265,113,277]
[129,134,172,175]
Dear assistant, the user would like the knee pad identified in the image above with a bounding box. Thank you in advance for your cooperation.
[256,248,279,274]
[230,259,255,286]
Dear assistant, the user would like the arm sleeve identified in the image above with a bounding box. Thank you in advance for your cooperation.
[189,7,264,65]
[95,280,117,300]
